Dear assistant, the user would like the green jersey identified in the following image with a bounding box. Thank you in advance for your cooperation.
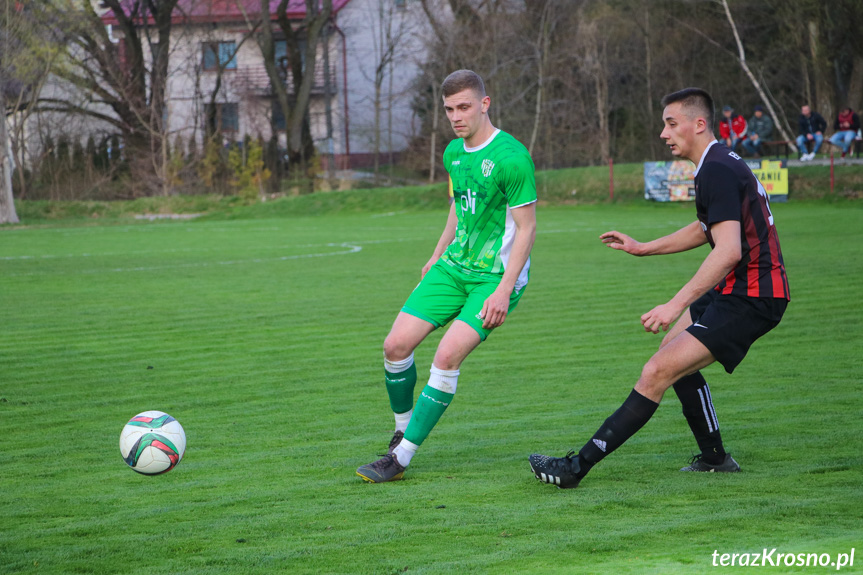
[441,129,537,290]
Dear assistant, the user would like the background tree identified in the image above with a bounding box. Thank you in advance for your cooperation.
[354,0,415,183]
[258,0,332,190]
[5,0,863,203]
[36,0,180,195]
[1,0,61,206]
[1,86,18,224]
[406,0,863,176]
[1,0,64,221]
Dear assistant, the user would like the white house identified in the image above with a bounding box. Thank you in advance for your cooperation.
[102,0,429,169]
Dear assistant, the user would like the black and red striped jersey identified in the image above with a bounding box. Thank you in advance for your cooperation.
[694,141,790,300]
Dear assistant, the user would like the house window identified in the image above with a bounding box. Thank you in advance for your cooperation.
[272,100,286,131]
[205,103,239,133]
[394,0,406,8]
[202,41,237,71]
[274,39,307,73]
[275,40,287,69]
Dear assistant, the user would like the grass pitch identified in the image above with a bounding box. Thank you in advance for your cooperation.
[1,202,861,574]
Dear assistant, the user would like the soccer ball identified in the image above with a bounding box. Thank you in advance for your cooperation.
[119,411,186,475]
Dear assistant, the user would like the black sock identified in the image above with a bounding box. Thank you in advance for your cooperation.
[576,389,659,478]
[673,372,726,464]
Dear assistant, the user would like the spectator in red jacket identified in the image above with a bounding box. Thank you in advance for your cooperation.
[828,107,860,158]
[718,105,747,153]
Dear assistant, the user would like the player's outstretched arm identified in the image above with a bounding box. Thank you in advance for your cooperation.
[599,230,644,254]
[640,220,741,333]
[480,202,536,329]
[422,202,458,278]
[601,221,707,256]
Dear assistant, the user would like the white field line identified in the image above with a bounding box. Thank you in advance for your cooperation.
[0,242,358,261]
[0,236,432,276]
[0,235,445,262]
[1,243,362,276]
[0,223,681,276]
[0,224,286,235]
[0,222,679,261]
[108,242,365,273]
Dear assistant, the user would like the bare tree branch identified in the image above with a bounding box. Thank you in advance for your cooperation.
[718,0,797,151]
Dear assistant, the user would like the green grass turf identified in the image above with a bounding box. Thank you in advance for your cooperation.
[1,202,861,574]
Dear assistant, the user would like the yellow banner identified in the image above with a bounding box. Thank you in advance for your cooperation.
[749,159,788,198]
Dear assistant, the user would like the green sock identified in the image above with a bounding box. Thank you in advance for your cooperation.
[385,359,416,414]
[403,384,454,446]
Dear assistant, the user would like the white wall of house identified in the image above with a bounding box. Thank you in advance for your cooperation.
[162,20,347,157]
[11,51,120,171]
[163,23,275,147]
[158,0,434,161]
[335,0,427,159]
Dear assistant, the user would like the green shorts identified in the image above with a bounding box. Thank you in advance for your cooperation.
[401,260,526,341]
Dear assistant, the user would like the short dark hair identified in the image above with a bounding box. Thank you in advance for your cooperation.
[661,88,714,130]
[441,70,487,99]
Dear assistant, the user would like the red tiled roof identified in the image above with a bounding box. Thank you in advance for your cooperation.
[102,0,352,26]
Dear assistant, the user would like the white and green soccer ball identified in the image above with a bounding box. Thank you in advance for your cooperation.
[119,411,186,475]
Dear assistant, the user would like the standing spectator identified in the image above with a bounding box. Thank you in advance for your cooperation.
[741,105,773,157]
[718,105,747,152]
[796,105,827,161]
[828,107,860,158]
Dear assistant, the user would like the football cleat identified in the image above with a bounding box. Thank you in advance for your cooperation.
[529,450,582,489]
[384,430,404,456]
[680,453,740,472]
[356,453,406,483]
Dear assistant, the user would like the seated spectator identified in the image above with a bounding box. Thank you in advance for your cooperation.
[796,104,826,161]
[719,105,747,152]
[828,107,860,158]
[741,104,774,157]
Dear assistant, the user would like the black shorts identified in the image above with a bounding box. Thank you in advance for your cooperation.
[686,291,787,374]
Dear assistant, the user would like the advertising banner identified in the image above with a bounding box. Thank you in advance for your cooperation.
[747,159,788,201]
[644,161,695,202]
[644,158,788,202]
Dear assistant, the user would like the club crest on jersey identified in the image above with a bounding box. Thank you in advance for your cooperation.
[481,159,495,178]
